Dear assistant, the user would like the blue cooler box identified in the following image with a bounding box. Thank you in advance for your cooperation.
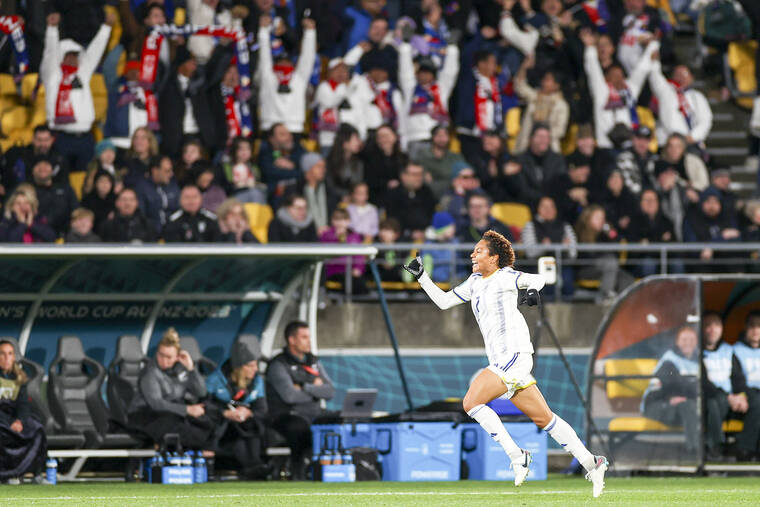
[312,423,375,455]
[374,422,460,481]
[461,422,547,481]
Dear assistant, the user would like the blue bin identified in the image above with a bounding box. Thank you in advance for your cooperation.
[374,422,461,481]
[312,423,375,455]
[461,422,547,481]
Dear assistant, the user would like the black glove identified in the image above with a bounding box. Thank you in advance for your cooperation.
[519,288,540,307]
[402,256,424,280]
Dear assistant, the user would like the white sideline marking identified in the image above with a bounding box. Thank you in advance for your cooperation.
[1,489,736,501]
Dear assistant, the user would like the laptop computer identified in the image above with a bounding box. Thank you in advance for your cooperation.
[340,389,378,419]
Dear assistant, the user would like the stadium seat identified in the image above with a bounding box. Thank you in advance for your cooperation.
[505,107,521,152]
[106,335,148,427]
[179,336,218,377]
[243,202,273,243]
[301,138,318,152]
[69,171,86,201]
[608,416,677,432]
[91,74,108,123]
[726,41,758,109]
[0,337,56,434]
[561,123,577,156]
[490,202,532,233]
[1,105,29,135]
[20,73,42,102]
[104,5,122,53]
[604,358,658,399]
[0,73,16,96]
[47,336,115,448]
[449,134,461,154]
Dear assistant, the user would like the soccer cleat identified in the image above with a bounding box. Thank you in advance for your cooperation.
[585,455,609,498]
[512,449,532,486]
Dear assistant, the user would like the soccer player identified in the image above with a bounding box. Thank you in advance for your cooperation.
[404,230,608,497]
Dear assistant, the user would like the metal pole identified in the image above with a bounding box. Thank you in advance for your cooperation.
[538,297,611,458]
[369,260,414,412]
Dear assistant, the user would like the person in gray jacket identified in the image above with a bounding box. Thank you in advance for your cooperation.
[266,321,335,480]
[127,328,215,449]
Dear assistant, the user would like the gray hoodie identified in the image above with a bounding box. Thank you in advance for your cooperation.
[128,358,206,417]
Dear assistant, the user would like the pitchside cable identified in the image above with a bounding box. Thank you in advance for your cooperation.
[369,260,414,413]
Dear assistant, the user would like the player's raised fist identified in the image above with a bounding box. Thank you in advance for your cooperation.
[403,256,424,280]
[47,13,61,26]
[302,18,316,30]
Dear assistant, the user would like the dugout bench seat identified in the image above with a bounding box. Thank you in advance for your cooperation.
[603,358,743,454]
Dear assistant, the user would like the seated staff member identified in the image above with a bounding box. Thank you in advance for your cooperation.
[266,321,335,481]
[0,340,47,484]
[732,311,760,461]
[206,340,270,479]
[127,328,217,449]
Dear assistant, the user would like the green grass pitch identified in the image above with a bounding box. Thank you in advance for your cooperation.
[2,475,759,506]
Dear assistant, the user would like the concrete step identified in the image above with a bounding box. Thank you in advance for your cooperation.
[729,181,755,193]
[712,113,735,123]
[708,131,748,141]
[709,146,750,157]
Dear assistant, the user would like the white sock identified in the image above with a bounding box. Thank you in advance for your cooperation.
[543,413,595,472]
[467,404,523,463]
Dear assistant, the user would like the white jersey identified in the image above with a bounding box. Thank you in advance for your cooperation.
[418,268,545,364]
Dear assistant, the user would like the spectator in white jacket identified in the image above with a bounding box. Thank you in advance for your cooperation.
[397,35,459,159]
[649,52,712,148]
[313,50,366,154]
[348,49,404,139]
[41,12,113,174]
[580,28,656,149]
[257,15,316,136]
[187,0,242,64]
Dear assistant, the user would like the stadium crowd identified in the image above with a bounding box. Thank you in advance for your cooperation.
[0,0,757,299]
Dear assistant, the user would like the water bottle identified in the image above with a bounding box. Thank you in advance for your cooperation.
[343,452,353,465]
[151,452,164,483]
[182,452,193,467]
[194,455,207,483]
[169,452,181,467]
[45,458,57,485]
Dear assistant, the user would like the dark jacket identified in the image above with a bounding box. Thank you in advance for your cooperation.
[0,369,32,425]
[0,145,69,191]
[157,46,230,157]
[220,230,259,244]
[267,210,318,243]
[128,358,207,417]
[98,212,157,243]
[0,215,56,243]
[265,347,335,421]
[81,190,116,232]
[383,184,437,236]
[595,186,639,235]
[64,230,101,243]
[546,172,592,225]
[627,210,675,244]
[258,140,305,200]
[456,216,515,245]
[360,144,407,204]
[682,207,736,243]
[162,208,223,243]
[135,177,181,233]
[33,182,79,236]
[510,150,567,206]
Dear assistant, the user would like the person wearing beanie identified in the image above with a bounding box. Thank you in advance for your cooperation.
[438,161,481,229]
[205,339,270,480]
[40,11,114,173]
[415,125,465,198]
[682,186,741,269]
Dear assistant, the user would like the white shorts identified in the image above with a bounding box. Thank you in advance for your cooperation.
[486,353,536,399]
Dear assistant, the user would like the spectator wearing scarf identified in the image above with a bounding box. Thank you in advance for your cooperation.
[581,29,656,148]
[39,13,112,172]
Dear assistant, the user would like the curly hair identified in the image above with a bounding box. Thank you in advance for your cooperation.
[482,230,515,268]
